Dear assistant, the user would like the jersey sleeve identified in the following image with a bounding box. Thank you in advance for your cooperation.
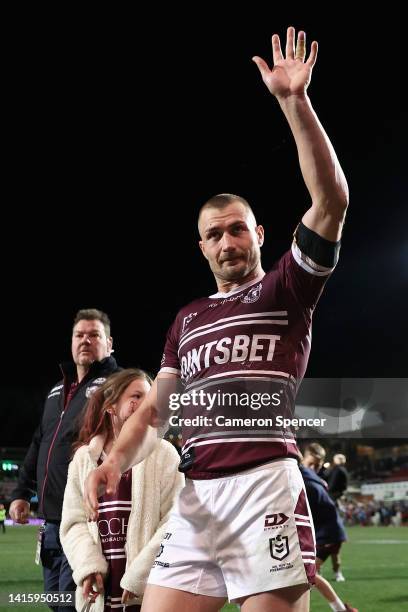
[159,317,181,376]
[279,221,341,310]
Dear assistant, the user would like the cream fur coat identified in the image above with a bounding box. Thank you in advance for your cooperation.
[60,436,184,611]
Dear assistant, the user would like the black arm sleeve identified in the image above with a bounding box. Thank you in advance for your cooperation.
[294,222,340,268]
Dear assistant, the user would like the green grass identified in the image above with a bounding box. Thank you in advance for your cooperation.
[0,526,407,610]
[0,526,48,610]
[308,526,408,612]
[222,526,408,611]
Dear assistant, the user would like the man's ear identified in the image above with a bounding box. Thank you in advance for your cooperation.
[107,336,113,354]
[256,225,264,247]
[199,240,208,260]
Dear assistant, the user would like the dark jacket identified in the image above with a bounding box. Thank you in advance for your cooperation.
[11,356,119,521]
[327,465,348,500]
[300,465,346,545]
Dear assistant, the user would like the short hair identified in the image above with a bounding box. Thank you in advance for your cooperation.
[304,442,326,462]
[73,308,111,337]
[198,193,256,229]
[333,453,346,465]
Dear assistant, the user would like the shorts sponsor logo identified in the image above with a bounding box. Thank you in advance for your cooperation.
[269,535,290,560]
[156,544,164,558]
[264,513,289,529]
[154,560,170,568]
[153,532,173,568]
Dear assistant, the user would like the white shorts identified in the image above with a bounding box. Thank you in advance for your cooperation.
[148,458,316,602]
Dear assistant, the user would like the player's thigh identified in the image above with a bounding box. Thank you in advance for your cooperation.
[141,584,226,612]
[239,583,310,612]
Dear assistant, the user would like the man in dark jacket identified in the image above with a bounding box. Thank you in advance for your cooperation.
[9,309,120,610]
[300,445,346,574]
[327,454,349,503]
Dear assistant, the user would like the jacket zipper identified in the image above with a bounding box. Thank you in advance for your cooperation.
[39,409,66,517]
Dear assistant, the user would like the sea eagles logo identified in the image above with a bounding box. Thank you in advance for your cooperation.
[182,312,198,333]
[241,282,262,304]
[269,535,289,560]
[86,386,98,398]
[86,379,106,398]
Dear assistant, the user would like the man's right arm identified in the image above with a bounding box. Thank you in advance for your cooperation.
[10,423,42,523]
[84,372,178,520]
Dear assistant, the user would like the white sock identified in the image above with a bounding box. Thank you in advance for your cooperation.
[329,597,346,611]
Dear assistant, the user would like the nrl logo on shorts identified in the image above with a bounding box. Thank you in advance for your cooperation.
[240,282,262,304]
[269,535,289,560]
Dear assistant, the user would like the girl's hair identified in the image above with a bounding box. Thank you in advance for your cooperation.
[73,368,153,454]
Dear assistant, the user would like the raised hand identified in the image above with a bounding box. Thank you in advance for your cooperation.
[252,26,318,99]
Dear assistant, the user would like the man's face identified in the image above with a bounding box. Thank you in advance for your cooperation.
[199,202,264,282]
[71,319,112,367]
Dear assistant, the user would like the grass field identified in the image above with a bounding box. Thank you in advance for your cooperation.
[0,525,406,610]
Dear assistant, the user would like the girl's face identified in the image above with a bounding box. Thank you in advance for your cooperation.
[111,378,151,430]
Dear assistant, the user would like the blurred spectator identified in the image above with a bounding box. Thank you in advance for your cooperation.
[328,454,349,502]
[300,443,357,607]
[0,503,6,533]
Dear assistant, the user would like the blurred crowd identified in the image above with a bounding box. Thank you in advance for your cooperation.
[337,498,408,527]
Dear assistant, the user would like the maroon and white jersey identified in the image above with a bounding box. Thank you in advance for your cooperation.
[161,227,339,479]
[98,468,138,611]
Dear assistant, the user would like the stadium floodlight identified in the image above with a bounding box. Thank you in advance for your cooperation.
[1,461,18,471]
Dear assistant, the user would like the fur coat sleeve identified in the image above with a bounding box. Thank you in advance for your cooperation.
[120,440,184,595]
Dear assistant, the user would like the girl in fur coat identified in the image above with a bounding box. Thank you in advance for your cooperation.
[60,369,184,611]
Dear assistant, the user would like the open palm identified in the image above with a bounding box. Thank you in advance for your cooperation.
[253,26,318,98]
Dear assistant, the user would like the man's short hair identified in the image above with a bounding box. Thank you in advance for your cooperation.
[198,193,256,228]
[73,308,111,337]
[333,453,346,465]
[305,442,326,462]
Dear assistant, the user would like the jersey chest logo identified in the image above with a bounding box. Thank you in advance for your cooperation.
[240,282,262,304]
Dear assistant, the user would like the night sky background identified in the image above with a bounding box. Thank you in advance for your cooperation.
[2,7,406,447]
